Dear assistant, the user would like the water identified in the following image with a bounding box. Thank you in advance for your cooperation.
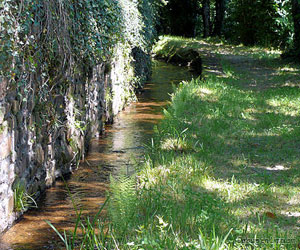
[0,60,195,250]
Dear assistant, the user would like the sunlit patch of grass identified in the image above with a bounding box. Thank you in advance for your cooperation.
[202,177,261,203]
[160,137,190,152]
[196,86,213,95]
[153,35,200,58]
[266,90,300,117]
[245,48,281,60]
[276,66,300,78]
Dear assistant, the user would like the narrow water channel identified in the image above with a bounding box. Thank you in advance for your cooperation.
[0,60,195,250]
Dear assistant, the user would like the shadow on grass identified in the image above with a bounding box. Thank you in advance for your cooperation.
[149,66,300,236]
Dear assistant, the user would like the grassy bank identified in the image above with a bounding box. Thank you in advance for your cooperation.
[53,36,300,249]
[108,37,300,249]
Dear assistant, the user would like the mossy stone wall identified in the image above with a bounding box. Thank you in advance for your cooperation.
[0,0,157,233]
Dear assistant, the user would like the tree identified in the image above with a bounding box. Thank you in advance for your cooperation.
[225,0,280,46]
[292,0,300,53]
[212,0,226,36]
[202,0,211,37]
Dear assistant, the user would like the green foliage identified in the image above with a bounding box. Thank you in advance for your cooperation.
[155,0,294,49]
[0,0,157,175]
[109,175,138,234]
[274,0,294,48]
[13,180,37,212]
[0,0,157,102]
[222,0,293,48]
[225,0,276,46]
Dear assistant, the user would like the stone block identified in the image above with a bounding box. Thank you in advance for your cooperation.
[13,129,18,145]
[0,206,7,232]
[35,144,44,165]
[11,149,17,164]
[0,106,5,124]
[0,158,10,183]
[6,195,14,216]
[8,164,15,184]
[0,77,7,101]
[12,100,19,114]
[17,157,27,175]
[0,131,12,161]
[0,182,8,197]
[0,120,8,142]
[8,115,17,130]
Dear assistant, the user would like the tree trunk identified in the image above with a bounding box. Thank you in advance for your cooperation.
[202,0,211,38]
[292,0,300,52]
[213,0,225,37]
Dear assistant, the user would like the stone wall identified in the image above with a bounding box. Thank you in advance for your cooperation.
[0,43,144,233]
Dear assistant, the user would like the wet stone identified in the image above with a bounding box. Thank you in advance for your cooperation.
[35,144,44,165]
[0,158,10,182]
[0,131,12,161]
[0,106,5,124]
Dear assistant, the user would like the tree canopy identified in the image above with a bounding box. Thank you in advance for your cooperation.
[157,0,300,58]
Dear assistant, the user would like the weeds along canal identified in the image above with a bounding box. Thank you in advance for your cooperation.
[0,60,195,250]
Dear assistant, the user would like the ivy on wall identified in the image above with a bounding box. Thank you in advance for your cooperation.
[0,1,158,223]
[0,0,157,98]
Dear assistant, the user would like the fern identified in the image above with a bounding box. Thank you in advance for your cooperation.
[109,175,138,235]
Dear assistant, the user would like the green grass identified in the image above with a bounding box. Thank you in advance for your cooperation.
[102,74,299,249]
[118,37,300,248]
[13,180,37,212]
[153,35,282,60]
[127,75,300,249]
[50,36,300,249]
[154,35,300,84]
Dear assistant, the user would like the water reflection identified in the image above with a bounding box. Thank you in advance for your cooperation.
[1,60,195,249]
